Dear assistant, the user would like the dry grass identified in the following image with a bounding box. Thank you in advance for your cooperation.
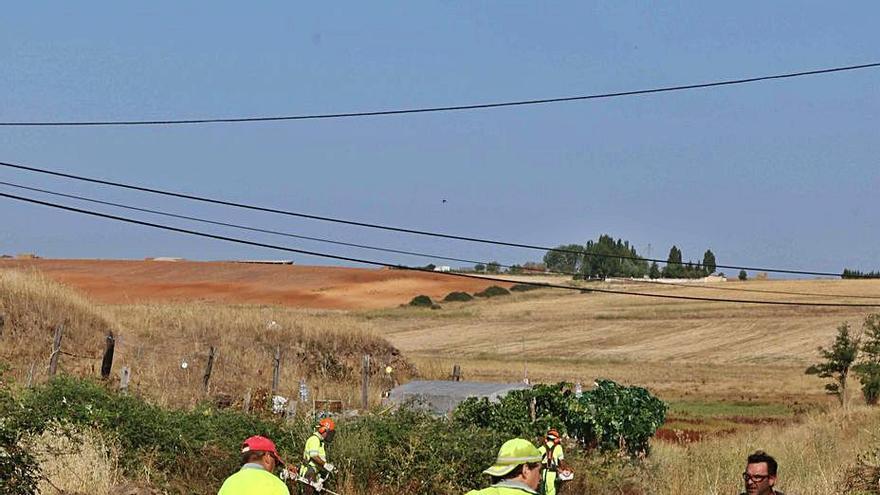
[0,269,411,408]
[30,426,123,495]
[646,406,880,494]
[361,279,880,403]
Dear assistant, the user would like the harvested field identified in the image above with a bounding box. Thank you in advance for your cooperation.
[0,259,511,309]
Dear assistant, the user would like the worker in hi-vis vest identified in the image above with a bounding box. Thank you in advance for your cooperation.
[465,438,544,495]
[218,435,290,495]
[299,417,335,495]
[538,429,572,495]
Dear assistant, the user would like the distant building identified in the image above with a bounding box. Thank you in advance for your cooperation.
[385,380,530,415]
[147,257,185,262]
[433,265,451,272]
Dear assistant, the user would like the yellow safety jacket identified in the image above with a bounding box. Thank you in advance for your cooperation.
[466,480,539,495]
[538,442,564,495]
[299,433,326,475]
[217,464,289,495]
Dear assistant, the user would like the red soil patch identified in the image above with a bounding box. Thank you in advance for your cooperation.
[0,259,511,310]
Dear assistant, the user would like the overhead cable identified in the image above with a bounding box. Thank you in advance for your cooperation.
[2,191,877,308]
[0,62,877,127]
[0,160,844,277]
[2,179,876,301]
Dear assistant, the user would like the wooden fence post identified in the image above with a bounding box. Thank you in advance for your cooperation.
[272,346,281,397]
[119,367,131,394]
[101,332,115,379]
[242,388,252,413]
[361,354,370,410]
[48,325,64,377]
[203,346,216,393]
[452,364,461,382]
[25,362,36,388]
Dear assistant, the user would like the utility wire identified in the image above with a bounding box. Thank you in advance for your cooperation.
[0,180,516,271]
[606,277,880,300]
[2,190,878,307]
[0,62,878,127]
[3,179,876,301]
[0,160,844,277]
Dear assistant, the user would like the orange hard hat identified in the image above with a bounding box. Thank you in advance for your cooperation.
[318,417,335,433]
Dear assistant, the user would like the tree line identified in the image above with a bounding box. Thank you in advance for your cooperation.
[842,269,880,279]
[542,235,717,279]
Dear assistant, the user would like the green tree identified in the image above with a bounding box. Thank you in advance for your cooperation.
[662,245,683,278]
[738,269,748,281]
[702,249,717,275]
[474,263,486,273]
[543,244,584,274]
[486,261,501,274]
[854,314,880,405]
[806,323,861,406]
[649,262,661,279]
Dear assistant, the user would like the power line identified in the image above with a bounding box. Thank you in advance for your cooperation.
[0,159,844,277]
[1,190,878,308]
[0,62,877,127]
[0,180,515,271]
[3,179,876,301]
[607,277,880,300]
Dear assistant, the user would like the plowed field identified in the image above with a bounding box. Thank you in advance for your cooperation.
[0,259,509,309]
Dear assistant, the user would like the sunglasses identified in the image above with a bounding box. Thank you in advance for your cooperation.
[742,472,769,483]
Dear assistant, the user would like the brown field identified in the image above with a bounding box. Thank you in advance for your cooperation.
[4,260,880,494]
[0,258,512,309]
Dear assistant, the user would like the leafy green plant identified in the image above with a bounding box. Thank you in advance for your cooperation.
[0,366,40,495]
[443,291,474,302]
[806,322,861,405]
[509,284,541,292]
[474,286,510,298]
[854,314,880,405]
[453,380,666,457]
[408,295,434,307]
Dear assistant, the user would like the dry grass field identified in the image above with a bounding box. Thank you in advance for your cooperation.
[3,262,880,493]
[366,278,880,397]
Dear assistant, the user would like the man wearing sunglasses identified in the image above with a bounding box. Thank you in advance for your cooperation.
[740,450,784,495]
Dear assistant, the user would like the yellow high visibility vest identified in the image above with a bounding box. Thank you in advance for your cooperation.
[217,465,289,495]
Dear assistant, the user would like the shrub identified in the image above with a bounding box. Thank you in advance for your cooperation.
[443,291,474,302]
[408,295,434,307]
[474,286,510,298]
[453,380,666,457]
[509,283,541,292]
[0,367,40,495]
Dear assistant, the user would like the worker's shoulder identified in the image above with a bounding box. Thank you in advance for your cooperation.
[465,487,535,495]
[218,468,289,495]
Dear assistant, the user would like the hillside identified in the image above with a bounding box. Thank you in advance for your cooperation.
[0,269,413,408]
[0,258,510,309]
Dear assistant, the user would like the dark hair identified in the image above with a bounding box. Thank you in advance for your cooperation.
[747,450,778,476]
[241,450,268,465]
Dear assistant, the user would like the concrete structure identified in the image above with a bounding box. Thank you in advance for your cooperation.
[386,380,531,415]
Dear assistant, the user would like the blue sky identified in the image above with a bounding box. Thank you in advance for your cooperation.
[1,2,878,275]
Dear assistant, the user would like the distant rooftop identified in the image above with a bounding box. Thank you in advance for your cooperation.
[386,380,530,415]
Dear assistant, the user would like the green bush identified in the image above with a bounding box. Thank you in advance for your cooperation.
[453,380,666,457]
[408,295,434,307]
[15,376,304,492]
[443,291,474,302]
[509,283,541,292]
[474,286,510,298]
[0,367,39,495]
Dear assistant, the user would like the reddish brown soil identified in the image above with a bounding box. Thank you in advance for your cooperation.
[0,259,510,310]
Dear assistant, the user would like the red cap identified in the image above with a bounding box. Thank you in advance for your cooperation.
[241,435,285,466]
